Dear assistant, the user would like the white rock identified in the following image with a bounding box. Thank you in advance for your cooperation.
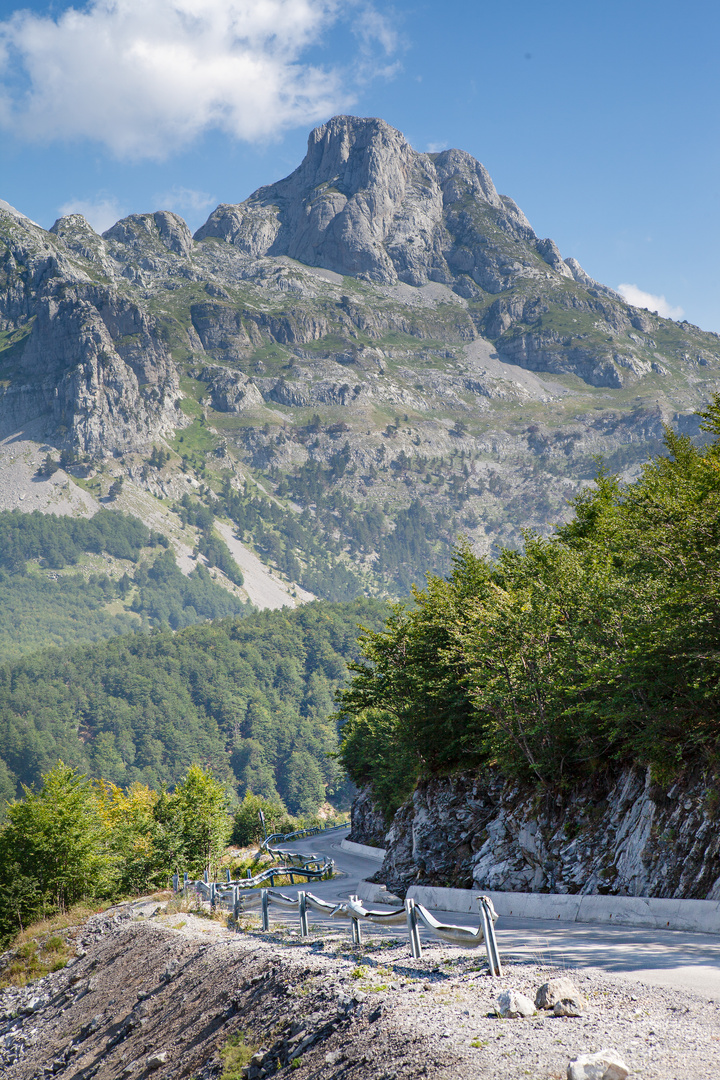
[536,977,584,1010]
[567,1049,630,1080]
[496,990,535,1018]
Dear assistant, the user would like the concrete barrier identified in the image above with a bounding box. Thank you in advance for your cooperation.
[356,881,403,905]
[400,884,720,935]
[340,838,387,861]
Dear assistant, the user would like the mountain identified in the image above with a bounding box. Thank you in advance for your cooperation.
[1,115,719,616]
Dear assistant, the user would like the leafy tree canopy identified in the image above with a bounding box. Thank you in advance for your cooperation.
[337,399,720,817]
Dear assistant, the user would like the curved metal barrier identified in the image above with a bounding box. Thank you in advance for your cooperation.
[259,820,349,853]
[173,854,335,899]
[173,823,346,899]
[170,817,501,975]
[226,887,502,976]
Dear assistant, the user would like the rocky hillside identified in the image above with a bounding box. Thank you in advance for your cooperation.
[352,767,720,902]
[2,899,718,1080]
[2,117,720,601]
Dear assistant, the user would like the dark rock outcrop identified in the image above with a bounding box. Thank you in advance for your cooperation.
[368,768,720,900]
[348,785,388,847]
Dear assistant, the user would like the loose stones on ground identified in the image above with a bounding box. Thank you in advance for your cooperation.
[567,1049,630,1080]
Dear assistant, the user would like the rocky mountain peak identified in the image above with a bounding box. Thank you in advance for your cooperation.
[195,114,557,290]
[104,211,193,260]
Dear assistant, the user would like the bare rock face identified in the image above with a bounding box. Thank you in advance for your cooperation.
[104,211,193,260]
[375,766,720,900]
[0,283,182,454]
[196,116,544,292]
[349,785,388,847]
[200,365,263,413]
[2,114,720,490]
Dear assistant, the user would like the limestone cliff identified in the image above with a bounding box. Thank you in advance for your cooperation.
[356,768,720,901]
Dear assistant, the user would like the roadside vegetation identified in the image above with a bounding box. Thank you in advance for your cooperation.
[337,398,720,818]
[0,761,230,945]
[0,761,340,950]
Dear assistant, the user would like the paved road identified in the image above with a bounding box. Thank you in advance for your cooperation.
[269,827,720,997]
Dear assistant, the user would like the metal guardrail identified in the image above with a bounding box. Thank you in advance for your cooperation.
[173,851,335,897]
[258,820,350,853]
[171,819,502,974]
[173,823,348,895]
[173,879,502,976]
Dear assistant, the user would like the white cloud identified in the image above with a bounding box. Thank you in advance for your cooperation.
[0,0,397,159]
[617,282,684,320]
[155,185,216,215]
[426,141,448,154]
[58,195,127,233]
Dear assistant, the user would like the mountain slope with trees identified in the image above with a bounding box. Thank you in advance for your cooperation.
[0,597,389,811]
[0,508,248,659]
[337,399,720,819]
[2,116,720,602]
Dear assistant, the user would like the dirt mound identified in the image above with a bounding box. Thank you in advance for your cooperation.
[1,903,719,1079]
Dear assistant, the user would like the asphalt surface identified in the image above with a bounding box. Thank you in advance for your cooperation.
[265,827,720,997]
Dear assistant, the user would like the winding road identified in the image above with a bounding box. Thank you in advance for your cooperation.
[272,827,720,997]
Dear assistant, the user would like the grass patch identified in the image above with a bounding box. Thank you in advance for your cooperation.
[171,418,218,456]
[220,1032,259,1080]
[14,901,109,946]
[0,935,74,988]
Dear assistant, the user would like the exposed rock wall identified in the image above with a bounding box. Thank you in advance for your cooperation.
[348,785,388,847]
[0,281,183,454]
[365,767,720,901]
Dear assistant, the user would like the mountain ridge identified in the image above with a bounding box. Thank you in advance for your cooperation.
[2,114,719,609]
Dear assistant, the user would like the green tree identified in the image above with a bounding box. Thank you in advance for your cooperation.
[174,765,230,878]
[282,751,325,816]
[1,761,111,913]
[230,791,294,847]
[338,402,720,803]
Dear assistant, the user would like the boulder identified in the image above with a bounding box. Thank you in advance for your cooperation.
[567,1049,630,1080]
[536,977,584,1011]
[496,990,535,1018]
[146,1051,168,1070]
[554,997,585,1017]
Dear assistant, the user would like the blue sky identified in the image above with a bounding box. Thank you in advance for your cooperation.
[1,0,718,330]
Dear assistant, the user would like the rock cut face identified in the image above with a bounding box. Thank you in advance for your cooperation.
[195,116,542,291]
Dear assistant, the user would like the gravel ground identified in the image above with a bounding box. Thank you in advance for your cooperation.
[0,901,718,1080]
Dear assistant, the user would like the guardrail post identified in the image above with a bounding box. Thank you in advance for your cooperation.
[478,896,502,977]
[226,869,231,883]
[233,886,240,928]
[349,895,362,945]
[246,868,252,879]
[172,873,179,892]
[183,871,189,893]
[210,882,216,908]
[405,898,422,959]
[204,869,209,885]
[299,891,309,937]
[261,889,270,932]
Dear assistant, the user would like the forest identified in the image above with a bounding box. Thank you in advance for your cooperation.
[0,509,248,659]
[0,597,389,812]
[337,398,720,819]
